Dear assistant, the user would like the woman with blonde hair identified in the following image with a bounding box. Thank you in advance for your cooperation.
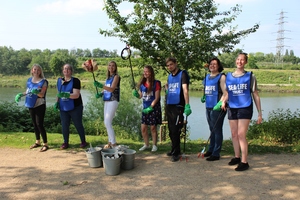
[94,61,121,148]
[15,64,49,152]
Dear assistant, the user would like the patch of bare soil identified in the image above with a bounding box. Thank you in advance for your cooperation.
[0,148,300,200]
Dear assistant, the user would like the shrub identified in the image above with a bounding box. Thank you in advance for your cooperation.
[248,108,300,144]
[83,81,142,140]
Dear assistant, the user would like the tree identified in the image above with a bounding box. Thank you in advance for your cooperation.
[100,0,259,79]
[83,49,92,57]
[247,54,258,69]
[49,50,77,76]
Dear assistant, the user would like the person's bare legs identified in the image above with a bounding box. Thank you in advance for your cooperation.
[238,119,251,163]
[229,120,240,158]
[141,124,149,146]
[150,125,157,146]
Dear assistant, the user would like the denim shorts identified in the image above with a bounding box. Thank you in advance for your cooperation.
[228,104,253,120]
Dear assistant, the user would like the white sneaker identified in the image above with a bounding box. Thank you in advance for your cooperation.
[151,145,158,152]
[139,145,150,151]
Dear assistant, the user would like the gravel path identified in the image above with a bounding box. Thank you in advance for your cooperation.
[1,148,300,200]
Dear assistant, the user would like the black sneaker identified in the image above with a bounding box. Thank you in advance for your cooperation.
[228,157,241,165]
[204,152,212,157]
[235,162,249,171]
[206,155,220,161]
[171,155,180,162]
[166,152,172,156]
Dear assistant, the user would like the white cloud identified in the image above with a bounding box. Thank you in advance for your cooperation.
[35,0,104,15]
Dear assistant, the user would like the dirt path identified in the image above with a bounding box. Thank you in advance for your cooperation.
[0,148,300,200]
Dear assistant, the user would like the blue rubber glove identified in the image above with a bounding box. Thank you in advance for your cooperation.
[94,81,103,88]
[53,102,60,111]
[213,100,223,111]
[201,95,206,103]
[31,89,40,95]
[142,106,154,114]
[57,92,70,98]
[184,104,192,116]
[15,93,23,103]
[132,90,139,98]
[95,92,103,99]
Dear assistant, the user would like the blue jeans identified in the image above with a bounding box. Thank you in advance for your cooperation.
[206,108,226,157]
[60,105,86,144]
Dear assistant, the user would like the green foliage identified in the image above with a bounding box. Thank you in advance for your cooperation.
[83,81,142,140]
[49,50,78,76]
[101,0,259,79]
[248,109,300,144]
[0,101,31,132]
[44,108,62,133]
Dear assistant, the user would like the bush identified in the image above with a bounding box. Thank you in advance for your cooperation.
[83,81,142,140]
[0,101,32,132]
[248,108,300,144]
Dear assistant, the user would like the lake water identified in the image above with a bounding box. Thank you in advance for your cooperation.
[1,87,300,140]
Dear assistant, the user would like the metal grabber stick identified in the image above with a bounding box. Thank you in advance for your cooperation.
[198,109,224,158]
[82,59,99,96]
[121,44,136,90]
[180,115,188,162]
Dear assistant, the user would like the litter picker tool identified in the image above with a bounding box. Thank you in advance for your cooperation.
[180,115,188,162]
[121,44,136,89]
[198,110,225,158]
[201,63,209,103]
[82,59,100,96]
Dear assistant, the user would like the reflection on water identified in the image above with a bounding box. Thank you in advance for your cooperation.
[1,87,300,140]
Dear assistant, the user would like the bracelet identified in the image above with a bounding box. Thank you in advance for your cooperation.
[257,110,262,113]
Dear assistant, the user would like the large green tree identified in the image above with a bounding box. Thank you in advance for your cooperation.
[100,0,259,78]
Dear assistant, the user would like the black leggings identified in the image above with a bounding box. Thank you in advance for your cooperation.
[29,104,47,143]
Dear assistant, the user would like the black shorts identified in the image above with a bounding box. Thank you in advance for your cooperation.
[228,104,253,120]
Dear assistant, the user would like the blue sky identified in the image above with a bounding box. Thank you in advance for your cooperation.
[0,0,299,56]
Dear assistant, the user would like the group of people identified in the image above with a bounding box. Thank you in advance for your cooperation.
[202,53,262,171]
[15,61,121,152]
[15,53,262,171]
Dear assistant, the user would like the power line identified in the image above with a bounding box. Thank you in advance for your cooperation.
[275,10,290,65]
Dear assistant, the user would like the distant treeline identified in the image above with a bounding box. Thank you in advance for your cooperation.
[0,46,120,75]
[1,46,300,76]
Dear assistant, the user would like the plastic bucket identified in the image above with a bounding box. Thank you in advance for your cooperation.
[101,148,117,168]
[103,154,122,176]
[121,149,136,170]
[85,147,102,168]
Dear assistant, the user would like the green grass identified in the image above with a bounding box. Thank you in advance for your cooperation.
[3,67,300,93]
[1,132,299,155]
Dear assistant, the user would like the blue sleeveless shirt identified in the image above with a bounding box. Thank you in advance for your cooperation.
[25,77,46,108]
[103,75,120,101]
[141,80,160,108]
[167,71,183,105]
[226,72,252,108]
[57,78,74,111]
[205,73,222,108]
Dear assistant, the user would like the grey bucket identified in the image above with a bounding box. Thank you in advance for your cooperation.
[121,149,136,170]
[85,147,102,168]
[103,154,122,176]
[101,148,117,168]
